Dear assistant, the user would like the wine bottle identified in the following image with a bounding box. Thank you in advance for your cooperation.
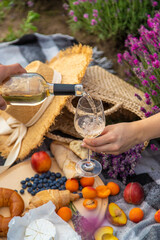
[0,73,84,106]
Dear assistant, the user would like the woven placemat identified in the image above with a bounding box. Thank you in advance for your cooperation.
[47,66,151,147]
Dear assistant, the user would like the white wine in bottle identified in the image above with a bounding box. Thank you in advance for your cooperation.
[0,73,84,106]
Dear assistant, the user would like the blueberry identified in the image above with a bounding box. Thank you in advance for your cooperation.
[34,174,39,178]
[20,189,24,194]
[34,178,39,182]
[32,184,37,190]
[55,183,60,188]
[30,177,34,181]
[59,179,64,185]
[27,188,32,193]
[22,184,27,189]
[55,172,61,178]
[31,191,35,196]
[79,186,83,191]
[38,183,43,188]
[50,175,56,181]
[73,191,77,194]
[43,178,47,183]
[40,175,44,179]
[78,192,83,198]
[14,189,18,192]
[21,180,26,184]
[62,176,67,182]
[27,182,32,187]
[41,173,46,178]
[61,186,66,190]
[59,187,63,190]
[43,183,49,187]
[52,181,57,185]
[48,180,52,184]
[51,172,56,176]
[25,177,30,182]
[46,172,51,178]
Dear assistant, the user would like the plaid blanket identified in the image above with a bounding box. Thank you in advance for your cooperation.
[0,33,160,240]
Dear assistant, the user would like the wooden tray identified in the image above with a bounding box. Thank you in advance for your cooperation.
[0,157,108,239]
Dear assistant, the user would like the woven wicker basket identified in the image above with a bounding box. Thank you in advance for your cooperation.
[47,66,151,147]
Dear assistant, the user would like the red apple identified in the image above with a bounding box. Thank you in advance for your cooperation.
[123,182,144,205]
[31,151,52,173]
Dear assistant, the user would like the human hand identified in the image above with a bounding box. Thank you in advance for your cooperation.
[0,63,26,110]
[82,122,141,155]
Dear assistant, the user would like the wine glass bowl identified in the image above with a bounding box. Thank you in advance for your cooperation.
[74,95,105,177]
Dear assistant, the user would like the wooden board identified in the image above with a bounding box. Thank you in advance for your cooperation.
[0,158,108,239]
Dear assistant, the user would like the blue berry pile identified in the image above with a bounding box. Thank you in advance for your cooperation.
[19,171,67,196]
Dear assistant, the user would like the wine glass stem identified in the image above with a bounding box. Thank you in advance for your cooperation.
[87,149,91,163]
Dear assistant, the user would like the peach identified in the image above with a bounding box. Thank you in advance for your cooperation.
[123,182,144,205]
[94,226,119,240]
[154,209,160,223]
[106,203,127,226]
[82,186,97,199]
[31,151,52,173]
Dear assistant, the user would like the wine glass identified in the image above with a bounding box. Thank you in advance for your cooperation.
[74,95,105,177]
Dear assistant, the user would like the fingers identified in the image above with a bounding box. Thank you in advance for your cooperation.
[0,96,7,110]
[0,63,26,84]
[82,142,121,155]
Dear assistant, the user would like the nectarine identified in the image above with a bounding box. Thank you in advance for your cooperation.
[123,182,144,205]
[106,203,127,226]
[94,226,118,240]
[31,151,52,173]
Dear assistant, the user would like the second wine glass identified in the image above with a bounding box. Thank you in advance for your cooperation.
[74,95,105,177]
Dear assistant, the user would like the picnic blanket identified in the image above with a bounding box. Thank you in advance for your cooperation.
[0,33,160,240]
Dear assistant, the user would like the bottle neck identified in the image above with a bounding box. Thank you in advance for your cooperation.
[48,83,84,96]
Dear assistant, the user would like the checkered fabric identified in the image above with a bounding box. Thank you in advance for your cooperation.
[0,33,160,240]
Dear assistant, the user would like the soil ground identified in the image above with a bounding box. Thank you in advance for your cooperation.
[0,0,125,78]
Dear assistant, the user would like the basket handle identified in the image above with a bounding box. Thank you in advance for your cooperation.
[104,103,122,116]
[66,97,122,116]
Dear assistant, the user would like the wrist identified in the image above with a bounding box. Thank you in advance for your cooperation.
[132,120,145,144]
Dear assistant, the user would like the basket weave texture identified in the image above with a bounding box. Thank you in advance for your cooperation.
[48,65,151,146]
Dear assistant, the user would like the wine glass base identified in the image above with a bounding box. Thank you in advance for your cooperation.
[76,159,102,177]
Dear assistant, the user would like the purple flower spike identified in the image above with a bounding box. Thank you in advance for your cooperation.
[150,144,158,151]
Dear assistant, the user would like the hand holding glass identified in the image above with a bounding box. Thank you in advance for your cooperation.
[74,95,105,177]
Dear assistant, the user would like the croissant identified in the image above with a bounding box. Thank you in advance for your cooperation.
[25,189,80,212]
[0,187,24,237]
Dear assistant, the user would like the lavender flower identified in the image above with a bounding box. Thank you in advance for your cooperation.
[91,19,97,25]
[92,144,143,184]
[70,203,101,239]
[73,16,78,22]
[118,11,160,116]
[83,13,89,18]
[27,1,34,7]
[150,143,158,151]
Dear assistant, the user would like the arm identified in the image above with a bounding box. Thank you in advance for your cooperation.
[0,63,26,110]
[82,112,160,155]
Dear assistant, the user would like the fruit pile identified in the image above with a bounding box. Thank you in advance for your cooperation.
[19,171,67,196]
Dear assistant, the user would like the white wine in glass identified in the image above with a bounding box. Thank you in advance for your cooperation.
[74,94,105,177]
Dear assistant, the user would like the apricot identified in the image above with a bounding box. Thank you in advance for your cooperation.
[82,186,97,199]
[106,203,127,226]
[80,177,95,187]
[154,209,160,223]
[65,178,79,192]
[96,185,111,198]
[57,206,72,222]
[83,199,98,210]
[94,226,118,240]
[123,182,144,205]
[129,208,144,223]
[106,182,120,196]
